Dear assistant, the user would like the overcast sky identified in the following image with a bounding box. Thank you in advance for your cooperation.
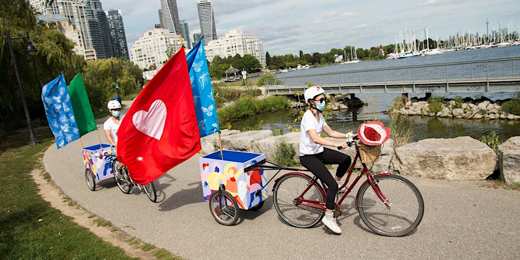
[101,0,520,56]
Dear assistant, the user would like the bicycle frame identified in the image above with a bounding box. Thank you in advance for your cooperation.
[268,142,392,216]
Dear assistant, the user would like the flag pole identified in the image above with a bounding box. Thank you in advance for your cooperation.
[79,137,84,149]
[218,132,224,160]
[96,130,103,149]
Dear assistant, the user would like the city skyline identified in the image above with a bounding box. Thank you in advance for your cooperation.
[91,0,520,57]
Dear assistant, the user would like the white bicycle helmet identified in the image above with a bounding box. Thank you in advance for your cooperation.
[107,100,121,110]
[304,86,325,104]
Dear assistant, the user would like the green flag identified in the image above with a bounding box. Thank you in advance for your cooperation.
[68,73,96,136]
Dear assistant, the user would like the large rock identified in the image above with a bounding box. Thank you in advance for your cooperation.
[253,132,299,162]
[391,137,497,180]
[498,137,520,184]
[200,129,241,154]
[221,130,273,151]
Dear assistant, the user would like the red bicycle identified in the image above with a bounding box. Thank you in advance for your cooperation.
[269,137,424,237]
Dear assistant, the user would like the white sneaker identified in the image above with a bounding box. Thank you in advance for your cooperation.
[322,216,342,234]
[337,182,347,193]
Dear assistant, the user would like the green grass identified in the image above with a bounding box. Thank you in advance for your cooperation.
[0,127,181,259]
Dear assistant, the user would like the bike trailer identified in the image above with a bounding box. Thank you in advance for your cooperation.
[199,150,267,210]
[82,144,115,181]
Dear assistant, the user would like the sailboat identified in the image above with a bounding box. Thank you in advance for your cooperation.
[344,47,360,63]
[422,29,445,56]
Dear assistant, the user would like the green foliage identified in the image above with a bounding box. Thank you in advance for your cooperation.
[212,83,262,108]
[454,96,464,109]
[217,96,290,125]
[274,138,296,167]
[256,73,280,86]
[502,98,520,115]
[387,96,404,113]
[428,95,444,114]
[209,54,261,79]
[479,131,502,151]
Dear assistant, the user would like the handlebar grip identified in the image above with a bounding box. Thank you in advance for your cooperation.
[337,146,342,150]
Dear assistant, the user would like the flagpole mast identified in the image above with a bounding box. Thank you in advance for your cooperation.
[96,130,103,149]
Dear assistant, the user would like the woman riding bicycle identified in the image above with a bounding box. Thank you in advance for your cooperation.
[104,100,124,171]
[299,86,352,235]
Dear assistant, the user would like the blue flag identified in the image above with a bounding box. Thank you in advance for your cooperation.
[186,40,220,138]
[42,74,80,149]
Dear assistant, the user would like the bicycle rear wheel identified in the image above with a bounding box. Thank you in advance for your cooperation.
[357,174,424,237]
[142,181,157,202]
[273,174,325,228]
[85,168,96,191]
[113,160,132,194]
[209,190,239,226]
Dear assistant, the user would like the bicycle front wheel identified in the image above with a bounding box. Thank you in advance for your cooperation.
[209,190,239,226]
[142,181,157,202]
[357,174,424,237]
[113,160,132,194]
[273,174,325,228]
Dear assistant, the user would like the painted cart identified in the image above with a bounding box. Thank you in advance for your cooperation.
[200,150,268,225]
[82,144,116,191]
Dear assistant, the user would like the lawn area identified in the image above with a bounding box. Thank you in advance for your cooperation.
[0,127,179,259]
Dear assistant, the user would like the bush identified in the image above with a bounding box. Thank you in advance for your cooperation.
[453,97,463,109]
[217,96,290,125]
[479,131,502,151]
[274,138,296,166]
[428,95,444,114]
[502,99,520,115]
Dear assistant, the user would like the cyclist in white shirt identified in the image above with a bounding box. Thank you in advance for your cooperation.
[299,86,352,235]
[104,100,124,171]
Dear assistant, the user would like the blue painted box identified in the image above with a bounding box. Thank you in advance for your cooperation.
[199,150,267,210]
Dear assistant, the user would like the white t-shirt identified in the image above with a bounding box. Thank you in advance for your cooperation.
[299,110,327,156]
[104,115,124,144]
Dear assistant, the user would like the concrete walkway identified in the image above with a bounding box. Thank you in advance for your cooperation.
[43,105,520,259]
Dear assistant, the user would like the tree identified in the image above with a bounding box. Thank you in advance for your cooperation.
[265,52,271,66]
[232,54,261,73]
[299,50,303,59]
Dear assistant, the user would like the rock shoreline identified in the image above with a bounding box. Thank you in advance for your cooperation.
[201,130,520,184]
[392,97,520,121]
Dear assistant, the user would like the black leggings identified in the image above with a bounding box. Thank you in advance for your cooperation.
[300,148,351,210]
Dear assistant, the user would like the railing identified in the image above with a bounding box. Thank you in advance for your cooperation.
[265,57,520,94]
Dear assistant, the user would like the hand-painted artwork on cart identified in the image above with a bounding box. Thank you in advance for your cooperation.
[200,150,267,210]
[82,144,114,180]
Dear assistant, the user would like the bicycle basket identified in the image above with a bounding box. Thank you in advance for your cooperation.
[357,143,382,164]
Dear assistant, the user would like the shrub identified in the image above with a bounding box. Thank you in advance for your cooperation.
[502,99,520,115]
[386,96,404,113]
[479,131,502,151]
[428,95,444,114]
[274,138,296,166]
[453,97,463,109]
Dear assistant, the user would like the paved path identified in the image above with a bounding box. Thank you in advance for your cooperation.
[43,105,520,259]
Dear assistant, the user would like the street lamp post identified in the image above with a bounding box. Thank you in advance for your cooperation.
[5,30,39,145]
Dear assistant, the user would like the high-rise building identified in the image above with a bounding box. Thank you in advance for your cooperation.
[107,9,129,59]
[130,28,183,70]
[179,20,191,49]
[192,30,202,47]
[205,29,265,67]
[160,0,181,34]
[29,0,115,60]
[196,0,217,45]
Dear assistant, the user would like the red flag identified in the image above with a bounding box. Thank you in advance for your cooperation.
[117,48,201,185]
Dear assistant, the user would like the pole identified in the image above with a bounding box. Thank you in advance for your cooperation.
[5,29,39,145]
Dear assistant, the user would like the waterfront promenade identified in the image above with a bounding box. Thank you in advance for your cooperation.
[41,103,520,259]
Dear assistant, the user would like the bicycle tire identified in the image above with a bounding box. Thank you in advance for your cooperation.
[209,190,239,226]
[85,168,96,191]
[357,174,424,237]
[112,160,132,194]
[273,174,325,228]
[142,181,157,202]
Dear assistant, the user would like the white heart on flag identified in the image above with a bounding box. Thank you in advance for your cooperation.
[133,100,167,140]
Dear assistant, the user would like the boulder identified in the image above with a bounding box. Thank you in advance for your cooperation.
[221,130,273,151]
[498,137,520,185]
[253,132,299,163]
[478,101,491,109]
[200,129,241,154]
[391,137,497,180]
[452,108,464,117]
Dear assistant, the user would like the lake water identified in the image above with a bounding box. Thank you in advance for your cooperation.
[232,47,520,142]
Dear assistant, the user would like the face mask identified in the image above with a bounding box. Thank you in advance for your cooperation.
[316,101,326,111]
[111,111,120,118]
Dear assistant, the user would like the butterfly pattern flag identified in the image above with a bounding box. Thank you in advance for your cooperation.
[186,40,220,138]
[42,74,80,148]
